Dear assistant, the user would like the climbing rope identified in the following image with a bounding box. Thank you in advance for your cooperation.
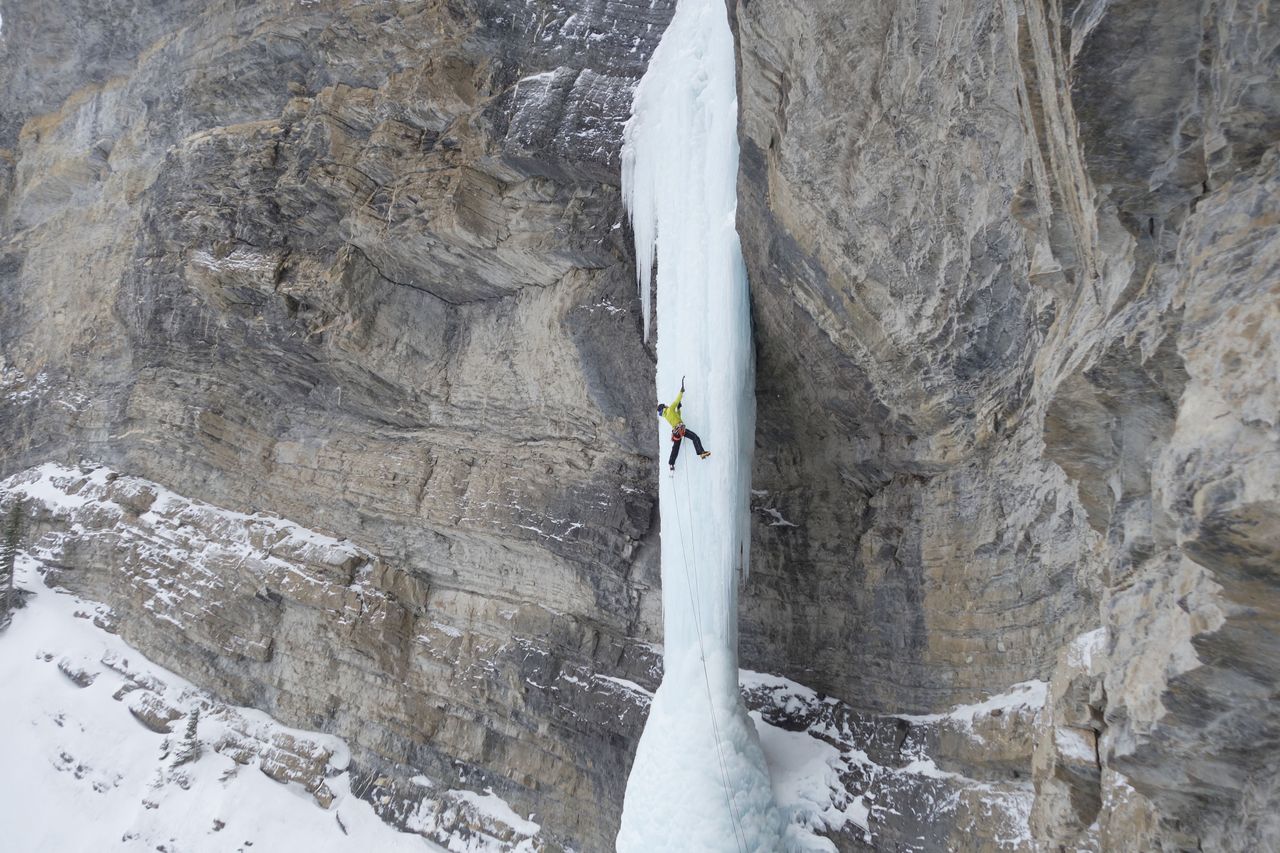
[669,464,750,853]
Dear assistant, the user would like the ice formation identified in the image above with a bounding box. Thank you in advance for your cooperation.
[616,0,785,849]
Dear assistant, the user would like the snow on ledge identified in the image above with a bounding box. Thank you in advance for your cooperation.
[0,461,391,640]
[1067,628,1107,672]
[740,668,1038,851]
[4,461,364,563]
[896,680,1049,727]
[446,788,541,837]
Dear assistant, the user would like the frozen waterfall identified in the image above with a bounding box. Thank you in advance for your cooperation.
[616,0,785,850]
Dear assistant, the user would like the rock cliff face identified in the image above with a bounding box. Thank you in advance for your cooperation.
[730,0,1279,848]
[1,0,1277,850]
[1,1,673,849]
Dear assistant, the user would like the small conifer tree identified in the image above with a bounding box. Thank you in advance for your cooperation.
[0,499,23,630]
[173,708,203,767]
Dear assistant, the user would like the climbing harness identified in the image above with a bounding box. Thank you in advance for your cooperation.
[672,425,687,442]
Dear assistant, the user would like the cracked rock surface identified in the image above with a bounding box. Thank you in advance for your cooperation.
[1,1,673,849]
[731,0,1279,848]
[2,0,1278,849]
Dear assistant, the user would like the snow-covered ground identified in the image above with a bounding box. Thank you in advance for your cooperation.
[0,541,545,853]
[752,709,872,851]
[0,552,439,852]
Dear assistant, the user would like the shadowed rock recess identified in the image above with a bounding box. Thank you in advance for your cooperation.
[730,0,1279,849]
[1,0,1276,850]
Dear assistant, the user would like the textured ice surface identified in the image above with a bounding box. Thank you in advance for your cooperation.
[617,0,784,849]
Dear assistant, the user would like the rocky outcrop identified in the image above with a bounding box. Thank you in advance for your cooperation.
[5,461,659,849]
[730,0,1279,848]
[745,672,1045,851]
[3,0,1277,849]
[1,1,674,849]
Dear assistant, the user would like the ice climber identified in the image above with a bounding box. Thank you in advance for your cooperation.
[657,379,711,472]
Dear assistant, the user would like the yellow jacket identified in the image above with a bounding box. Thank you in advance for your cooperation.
[661,390,684,428]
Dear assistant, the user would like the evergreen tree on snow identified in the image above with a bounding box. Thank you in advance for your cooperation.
[173,708,202,767]
[0,499,24,631]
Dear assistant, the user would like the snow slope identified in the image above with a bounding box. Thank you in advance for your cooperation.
[617,0,785,849]
[0,554,440,853]
[0,516,544,853]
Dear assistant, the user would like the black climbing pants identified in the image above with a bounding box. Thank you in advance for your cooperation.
[668,428,706,467]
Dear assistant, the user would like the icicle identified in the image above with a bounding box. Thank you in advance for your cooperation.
[617,0,782,849]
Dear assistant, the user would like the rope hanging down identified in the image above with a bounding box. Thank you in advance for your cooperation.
[669,465,749,853]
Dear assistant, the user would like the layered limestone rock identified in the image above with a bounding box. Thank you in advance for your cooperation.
[0,1,674,849]
[3,0,1277,849]
[3,461,658,849]
[730,0,1279,849]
